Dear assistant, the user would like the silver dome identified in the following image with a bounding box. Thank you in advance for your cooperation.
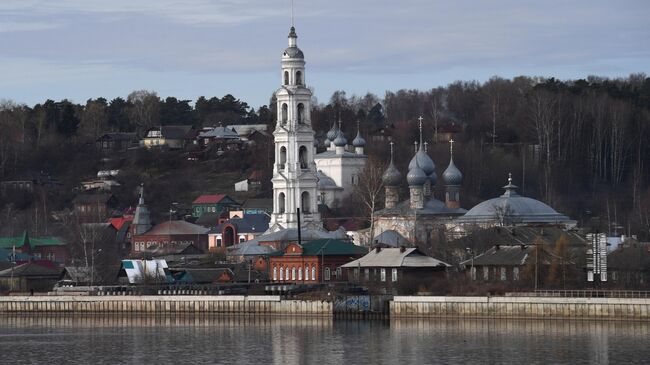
[326,123,338,141]
[333,131,347,147]
[458,176,571,225]
[352,130,366,147]
[406,165,427,186]
[408,147,435,176]
[382,161,402,186]
[317,170,337,188]
[443,158,462,185]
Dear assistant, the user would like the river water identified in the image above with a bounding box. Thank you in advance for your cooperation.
[0,315,648,364]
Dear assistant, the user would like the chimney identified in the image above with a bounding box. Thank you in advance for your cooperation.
[495,244,500,250]
[400,246,406,253]
[375,246,381,253]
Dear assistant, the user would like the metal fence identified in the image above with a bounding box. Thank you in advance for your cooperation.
[507,290,650,298]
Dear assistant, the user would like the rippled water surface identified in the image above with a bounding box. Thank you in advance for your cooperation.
[0,315,648,364]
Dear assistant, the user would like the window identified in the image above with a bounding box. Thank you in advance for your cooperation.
[298,268,302,281]
[278,192,286,214]
[279,146,287,167]
[273,267,277,281]
[33,253,42,259]
[305,266,310,281]
[284,71,289,85]
[513,267,519,281]
[364,268,370,281]
[279,267,284,281]
[311,266,316,281]
[297,103,305,124]
[296,71,302,85]
[324,267,331,281]
[47,253,55,262]
[391,269,398,282]
[217,238,222,247]
[299,146,308,169]
[500,267,506,281]
[239,237,246,244]
[285,267,290,281]
[301,191,311,213]
[483,267,489,280]
[380,269,386,282]
[292,267,296,281]
[281,103,288,124]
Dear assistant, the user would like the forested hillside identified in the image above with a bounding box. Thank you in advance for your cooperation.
[1,74,649,238]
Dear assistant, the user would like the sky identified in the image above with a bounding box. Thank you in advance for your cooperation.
[1,0,649,108]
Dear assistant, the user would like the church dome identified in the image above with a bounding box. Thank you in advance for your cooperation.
[409,148,435,176]
[459,175,571,225]
[283,47,304,59]
[406,165,427,186]
[382,161,402,186]
[443,158,463,186]
[326,123,338,141]
[333,131,347,147]
[317,170,337,188]
[352,130,366,147]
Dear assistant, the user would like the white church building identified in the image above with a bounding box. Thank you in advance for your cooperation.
[314,121,367,208]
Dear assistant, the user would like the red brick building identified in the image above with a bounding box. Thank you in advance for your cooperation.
[268,239,367,283]
[132,220,209,256]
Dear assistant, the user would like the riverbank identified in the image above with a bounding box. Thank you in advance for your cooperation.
[1,295,650,320]
[0,295,332,316]
[391,296,650,320]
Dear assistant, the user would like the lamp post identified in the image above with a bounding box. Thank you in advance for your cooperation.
[91,248,103,287]
[465,247,474,280]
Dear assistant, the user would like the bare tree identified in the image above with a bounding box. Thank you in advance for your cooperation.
[353,156,386,245]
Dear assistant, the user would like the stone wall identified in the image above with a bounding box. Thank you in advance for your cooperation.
[391,296,650,320]
[0,295,332,316]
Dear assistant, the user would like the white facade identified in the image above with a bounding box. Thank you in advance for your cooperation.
[269,27,321,230]
[314,148,366,208]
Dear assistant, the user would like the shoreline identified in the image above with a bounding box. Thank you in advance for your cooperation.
[1,295,649,321]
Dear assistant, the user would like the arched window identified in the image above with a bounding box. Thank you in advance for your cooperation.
[297,103,305,124]
[298,268,302,281]
[279,146,287,168]
[278,192,286,214]
[285,267,290,281]
[324,267,331,281]
[311,266,316,281]
[298,145,308,169]
[305,266,310,281]
[284,71,289,85]
[292,267,296,280]
[281,103,288,124]
[273,267,277,281]
[301,191,311,213]
[279,267,284,281]
[296,71,302,85]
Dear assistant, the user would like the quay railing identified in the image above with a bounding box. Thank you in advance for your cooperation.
[506,290,650,299]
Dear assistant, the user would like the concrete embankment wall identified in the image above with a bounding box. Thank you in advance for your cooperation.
[0,296,332,316]
[391,296,650,320]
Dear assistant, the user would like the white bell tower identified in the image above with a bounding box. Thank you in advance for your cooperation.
[269,26,321,230]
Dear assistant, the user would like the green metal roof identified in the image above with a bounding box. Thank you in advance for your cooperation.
[270,239,368,257]
[0,231,65,249]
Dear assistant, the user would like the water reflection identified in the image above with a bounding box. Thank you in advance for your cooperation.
[0,315,648,364]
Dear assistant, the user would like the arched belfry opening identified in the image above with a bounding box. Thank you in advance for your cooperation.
[297,103,305,124]
[296,71,302,85]
[278,192,286,214]
[284,71,289,85]
[301,191,311,213]
[280,146,287,168]
[281,103,288,124]
[299,145,308,169]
